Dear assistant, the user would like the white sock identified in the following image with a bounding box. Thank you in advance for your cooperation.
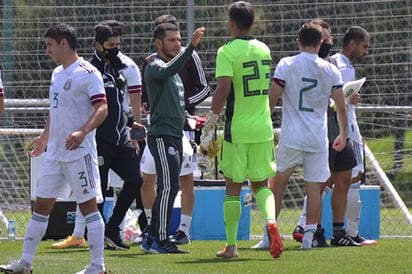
[21,213,49,265]
[302,224,317,249]
[85,212,105,267]
[346,182,361,237]
[144,208,152,226]
[178,214,192,235]
[298,196,307,227]
[73,206,86,239]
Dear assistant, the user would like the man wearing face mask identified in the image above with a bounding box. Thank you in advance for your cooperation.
[51,20,145,250]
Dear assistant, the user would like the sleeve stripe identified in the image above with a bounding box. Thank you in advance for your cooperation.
[128,84,142,94]
[188,53,210,104]
[274,77,285,88]
[332,84,343,90]
[90,94,107,104]
[0,88,4,97]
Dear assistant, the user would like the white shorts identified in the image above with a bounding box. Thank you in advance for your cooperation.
[140,132,198,177]
[36,154,102,204]
[275,144,330,183]
[352,140,365,178]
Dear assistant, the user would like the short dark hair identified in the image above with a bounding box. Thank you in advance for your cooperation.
[343,26,369,48]
[228,1,254,31]
[154,15,179,28]
[310,18,331,31]
[298,22,322,48]
[44,23,78,50]
[153,22,179,41]
[94,20,123,44]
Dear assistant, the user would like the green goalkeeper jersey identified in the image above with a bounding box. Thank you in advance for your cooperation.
[216,37,273,143]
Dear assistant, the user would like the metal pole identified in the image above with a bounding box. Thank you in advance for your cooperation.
[186,0,194,43]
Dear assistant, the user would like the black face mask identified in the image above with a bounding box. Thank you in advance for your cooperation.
[101,46,119,61]
[318,43,332,58]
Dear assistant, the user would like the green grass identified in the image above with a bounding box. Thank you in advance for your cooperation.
[0,238,411,273]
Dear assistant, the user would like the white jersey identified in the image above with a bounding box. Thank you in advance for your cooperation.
[117,51,142,112]
[47,57,106,162]
[331,52,362,144]
[274,52,343,152]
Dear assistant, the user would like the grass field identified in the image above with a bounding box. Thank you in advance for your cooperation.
[0,238,411,273]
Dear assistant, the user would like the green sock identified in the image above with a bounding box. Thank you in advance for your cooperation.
[223,195,241,246]
[255,187,276,222]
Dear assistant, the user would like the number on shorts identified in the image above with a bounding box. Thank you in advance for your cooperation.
[78,171,88,187]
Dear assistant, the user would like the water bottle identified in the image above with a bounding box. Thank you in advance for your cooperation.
[8,219,15,241]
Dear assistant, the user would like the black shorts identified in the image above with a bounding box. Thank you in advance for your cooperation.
[328,140,357,172]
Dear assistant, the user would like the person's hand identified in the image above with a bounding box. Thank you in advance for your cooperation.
[191,27,206,48]
[350,91,361,105]
[332,134,347,152]
[199,111,219,156]
[65,130,86,151]
[29,136,47,157]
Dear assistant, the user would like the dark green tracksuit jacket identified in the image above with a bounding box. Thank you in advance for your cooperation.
[145,44,195,138]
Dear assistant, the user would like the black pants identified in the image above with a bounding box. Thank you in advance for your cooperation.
[97,139,146,231]
[147,135,182,241]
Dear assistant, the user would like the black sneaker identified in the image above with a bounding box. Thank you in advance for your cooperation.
[105,227,130,250]
[312,227,329,248]
[349,234,377,245]
[170,230,191,245]
[330,230,362,247]
[149,239,189,254]
[292,225,304,243]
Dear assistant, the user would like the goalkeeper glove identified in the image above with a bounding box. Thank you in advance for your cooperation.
[200,111,220,157]
[197,152,210,173]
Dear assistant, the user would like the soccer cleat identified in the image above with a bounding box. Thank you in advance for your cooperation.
[330,231,362,247]
[104,227,130,250]
[149,239,189,254]
[349,234,377,246]
[0,260,33,274]
[74,263,106,274]
[292,225,304,243]
[216,245,239,259]
[51,235,86,248]
[312,227,329,248]
[267,222,283,258]
[170,230,191,245]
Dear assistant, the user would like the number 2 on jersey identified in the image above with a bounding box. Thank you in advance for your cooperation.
[299,77,317,112]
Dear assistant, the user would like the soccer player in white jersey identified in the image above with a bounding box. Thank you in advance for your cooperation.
[268,22,348,249]
[0,23,108,274]
[330,26,376,245]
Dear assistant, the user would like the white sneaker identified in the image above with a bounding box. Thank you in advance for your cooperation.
[251,239,269,249]
[251,222,270,249]
[0,260,32,274]
[75,263,106,274]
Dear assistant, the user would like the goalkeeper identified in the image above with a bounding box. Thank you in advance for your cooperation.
[200,1,282,259]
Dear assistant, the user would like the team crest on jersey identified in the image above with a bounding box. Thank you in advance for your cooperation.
[168,146,177,156]
[98,156,104,166]
[64,79,72,90]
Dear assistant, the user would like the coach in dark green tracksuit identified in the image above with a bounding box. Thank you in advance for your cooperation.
[143,22,205,254]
